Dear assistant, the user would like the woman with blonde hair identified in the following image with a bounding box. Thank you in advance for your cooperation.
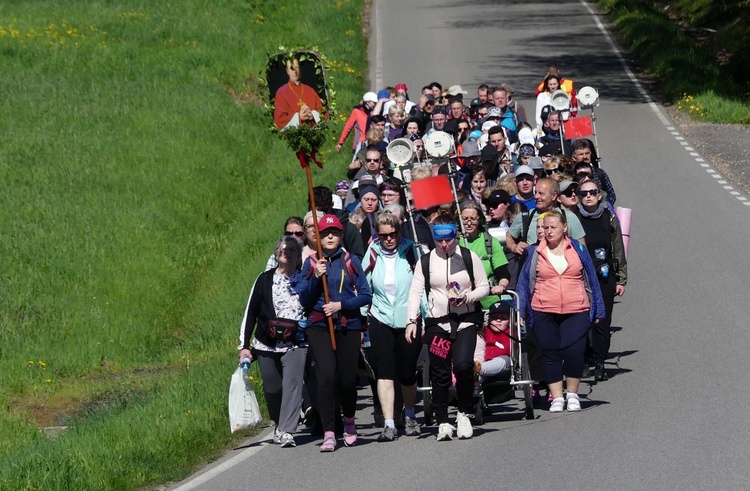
[517,210,605,412]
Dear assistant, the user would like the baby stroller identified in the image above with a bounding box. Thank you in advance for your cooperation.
[418,290,535,425]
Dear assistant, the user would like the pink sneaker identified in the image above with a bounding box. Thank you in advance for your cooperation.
[547,391,554,403]
[320,431,336,452]
[343,417,357,447]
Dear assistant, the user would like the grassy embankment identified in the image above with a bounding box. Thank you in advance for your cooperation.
[599,0,750,124]
[0,0,365,488]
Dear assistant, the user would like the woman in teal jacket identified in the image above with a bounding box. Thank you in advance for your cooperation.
[363,212,422,442]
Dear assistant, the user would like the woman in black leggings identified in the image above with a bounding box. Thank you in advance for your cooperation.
[298,214,372,452]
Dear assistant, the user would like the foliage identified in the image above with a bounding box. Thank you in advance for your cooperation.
[599,0,750,123]
[0,0,366,488]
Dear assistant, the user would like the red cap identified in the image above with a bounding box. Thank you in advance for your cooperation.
[318,214,343,231]
[395,83,408,92]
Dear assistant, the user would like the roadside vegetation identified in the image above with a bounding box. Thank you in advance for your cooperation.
[599,0,750,124]
[0,0,364,489]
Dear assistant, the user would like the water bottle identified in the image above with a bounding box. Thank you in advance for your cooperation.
[594,248,606,260]
[599,263,609,278]
[296,318,308,345]
[240,357,252,384]
[362,330,371,349]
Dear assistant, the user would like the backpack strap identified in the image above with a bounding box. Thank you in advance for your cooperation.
[483,232,494,272]
[459,246,476,290]
[520,209,536,243]
[363,248,378,276]
[420,251,432,299]
[405,244,418,271]
[343,251,357,290]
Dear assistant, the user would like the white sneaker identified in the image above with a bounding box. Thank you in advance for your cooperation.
[566,393,581,412]
[436,423,455,441]
[272,428,283,444]
[455,411,473,439]
[549,397,565,413]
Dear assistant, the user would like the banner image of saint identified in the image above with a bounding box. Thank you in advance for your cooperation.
[267,51,329,130]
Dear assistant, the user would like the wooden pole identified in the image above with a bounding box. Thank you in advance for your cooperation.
[304,164,337,351]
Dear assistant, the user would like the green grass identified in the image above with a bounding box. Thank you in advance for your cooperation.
[599,0,750,124]
[0,0,366,488]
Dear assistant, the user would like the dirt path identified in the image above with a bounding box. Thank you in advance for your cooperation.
[665,106,750,195]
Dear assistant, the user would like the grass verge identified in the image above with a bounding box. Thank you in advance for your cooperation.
[598,0,750,124]
[0,0,365,488]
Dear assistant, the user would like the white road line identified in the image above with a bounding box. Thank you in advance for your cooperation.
[373,0,383,89]
[173,428,274,491]
[580,0,747,206]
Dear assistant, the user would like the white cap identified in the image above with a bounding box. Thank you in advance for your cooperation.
[514,165,535,178]
[447,85,469,96]
[363,91,378,103]
[518,127,535,146]
[481,120,498,132]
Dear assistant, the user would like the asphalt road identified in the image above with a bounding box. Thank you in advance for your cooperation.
[171,1,750,489]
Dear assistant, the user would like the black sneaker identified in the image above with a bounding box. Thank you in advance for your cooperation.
[594,364,609,381]
[377,426,397,442]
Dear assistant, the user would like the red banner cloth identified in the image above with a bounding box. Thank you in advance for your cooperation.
[410,174,454,210]
[563,116,593,139]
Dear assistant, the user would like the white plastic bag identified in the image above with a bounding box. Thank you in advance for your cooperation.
[228,366,263,433]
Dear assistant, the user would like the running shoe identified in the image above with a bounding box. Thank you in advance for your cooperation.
[272,428,283,445]
[377,425,397,442]
[404,417,421,436]
[549,397,565,413]
[436,423,456,441]
[279,432,296,448]
[456,411,473,439]
[566,393,581,412]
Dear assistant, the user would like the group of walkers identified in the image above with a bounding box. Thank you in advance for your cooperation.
[237,65,628,451]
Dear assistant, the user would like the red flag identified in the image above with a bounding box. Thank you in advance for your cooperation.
[563,116,593,139]
[410,174,454,210]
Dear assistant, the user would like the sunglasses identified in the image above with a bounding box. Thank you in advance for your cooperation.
[285,230,304,237]
[516,175,534,182]
[560,189,576,197]
[577,189,600,197]
[489,202,508,209]
[322,229,342,237]
[378,231,397,240]
[366,158,381,162]
[545,167,559,176]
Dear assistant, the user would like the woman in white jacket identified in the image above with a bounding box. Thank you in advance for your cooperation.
[406,214,490,442]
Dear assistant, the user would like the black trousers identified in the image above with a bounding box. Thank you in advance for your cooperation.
[591,275,617,364]
[307,327,361,433]
[425,325,477,424]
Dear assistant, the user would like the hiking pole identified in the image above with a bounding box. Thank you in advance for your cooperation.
[305,165,337,351]
[446,157,467,237]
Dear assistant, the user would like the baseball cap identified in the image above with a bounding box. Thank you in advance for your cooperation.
[483,189,511,209]
[489,301,511,316]
[514,165,534,178]
[363,91,378,103]
[559,180,578,194]
[318,214,343,232]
